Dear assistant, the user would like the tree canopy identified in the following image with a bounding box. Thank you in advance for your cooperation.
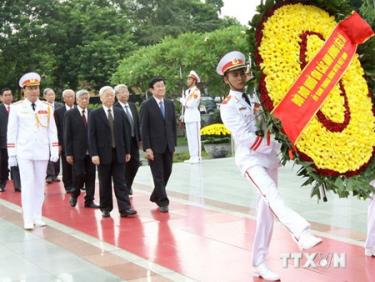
[0,0,235,96]
[112,25,248,98]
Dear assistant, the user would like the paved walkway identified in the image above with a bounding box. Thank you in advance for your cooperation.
[0,157,373,281]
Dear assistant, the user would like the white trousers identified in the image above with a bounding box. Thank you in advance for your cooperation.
[185,121,201,161]
[245,166,310,266]
[18,159,48,224]
[366,193,375,249]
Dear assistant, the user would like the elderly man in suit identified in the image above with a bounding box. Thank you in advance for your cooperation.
[89,86,137,218]
[140,77,177,213]
[0,88,13,191]
[54,89,75,192]
[64,89,99,208]
[44,88,63,183]
[114,84,141,196]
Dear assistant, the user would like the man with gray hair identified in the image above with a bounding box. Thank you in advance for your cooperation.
[114,84,141,196]
[64,90,99,208]
[89,86,136,218]
[44,88,63,184]
[54,89,75,192]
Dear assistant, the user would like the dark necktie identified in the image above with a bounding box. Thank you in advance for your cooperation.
[107,109,116,148]
[124,105,134,137]
[159,101,165,118]
[82,109,87,127]
[31,103,36,111]
[242,93,251,107]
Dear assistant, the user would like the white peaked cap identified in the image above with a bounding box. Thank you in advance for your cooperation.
[188,70,200,83]
[19,72,41,88]
[216,51,246,76]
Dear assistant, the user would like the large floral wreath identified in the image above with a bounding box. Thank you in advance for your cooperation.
[247,0,375,199]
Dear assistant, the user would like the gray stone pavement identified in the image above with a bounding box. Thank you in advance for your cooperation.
[134,157,368,234]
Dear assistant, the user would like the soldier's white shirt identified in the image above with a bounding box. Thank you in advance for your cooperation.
[180,86,201,123]
[7,98,58,160]
[220,90,280,175]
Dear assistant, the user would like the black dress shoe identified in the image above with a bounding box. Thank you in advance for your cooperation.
[102,210,110,217]
[15,188,21,192]
[69,197,77,207]
[46,177,53,184]
[159,206,169,213]
[128,188,133,196]
[65,187,75,193]
[53,178,61,182]
[120,209,137,217]
[84,202,100,208]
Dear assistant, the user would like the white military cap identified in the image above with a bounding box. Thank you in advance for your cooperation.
[216,51,246,76]
[188,70,200,83]
[19,72,41,88]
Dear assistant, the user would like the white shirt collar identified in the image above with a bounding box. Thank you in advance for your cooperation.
[65,104,74,111]
[77,105,87,114]
[153,96,164,104]
[229,90,243,99]
[102,105,113,112]
[118,101,129,107]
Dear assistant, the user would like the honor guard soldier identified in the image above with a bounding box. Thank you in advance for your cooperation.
[7,72,59,230]
[218,51,322,280]
[180,70,201,164]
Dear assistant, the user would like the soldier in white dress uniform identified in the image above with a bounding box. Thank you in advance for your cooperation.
[365,180,375,257]
[7,72,59,230]
[218,51,322,281]
[180,70,201,164]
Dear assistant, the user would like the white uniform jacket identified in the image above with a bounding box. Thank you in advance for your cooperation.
[7,99,59,160]
[220,90,280,175]
[181,86,201,123]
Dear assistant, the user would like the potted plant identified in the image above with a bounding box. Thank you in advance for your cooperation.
[200,123,231,158]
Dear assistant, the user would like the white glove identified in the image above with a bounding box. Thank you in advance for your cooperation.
[179,115,184,122]
[179,97,186,104]
[8,156,17,168]
[50,155,59,162]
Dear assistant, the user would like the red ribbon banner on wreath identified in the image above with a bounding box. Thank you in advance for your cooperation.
[272,12,374,144]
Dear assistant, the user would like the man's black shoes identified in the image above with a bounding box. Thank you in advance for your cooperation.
[120,209,137,217]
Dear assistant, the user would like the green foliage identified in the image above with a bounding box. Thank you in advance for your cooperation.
[0,0,231,94]
[248,0,375,200]
[124,0,228,46]
[201,136,231,144]
[112,25,248,98]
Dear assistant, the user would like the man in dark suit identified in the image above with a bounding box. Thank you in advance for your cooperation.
[140,77,177,213]
[64,89,99,208]
[53,89,75,192]
[43,88,64,183]
[114,84,141,196]
[89,86,137,218]
[0,88,13,191]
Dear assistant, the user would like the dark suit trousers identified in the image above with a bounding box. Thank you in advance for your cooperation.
[0,148,8,184]
[46,158,60,179]
[72,155,96,204]
[98,149,131,213]
[125,137,140,191]
[149,149,172,207]
[61,152,74,189]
